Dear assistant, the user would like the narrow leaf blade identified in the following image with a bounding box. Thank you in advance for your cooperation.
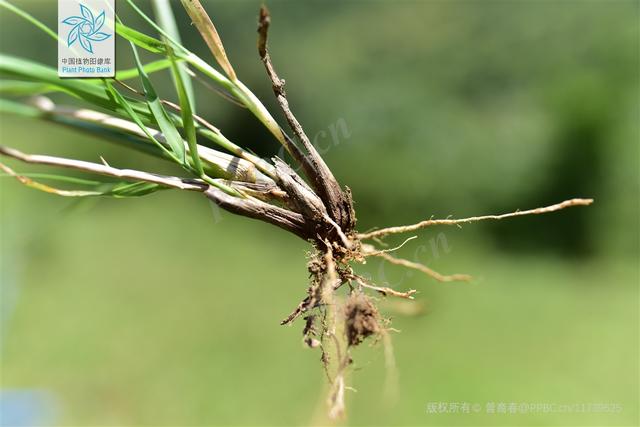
[151,0,196,112]
[179,0,236,80]
[102,79,176,161]
[168,46,202,176]
[127,41,186,164]
[115,22,166,54]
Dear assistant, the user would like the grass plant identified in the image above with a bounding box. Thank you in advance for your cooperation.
[0,0,593,418]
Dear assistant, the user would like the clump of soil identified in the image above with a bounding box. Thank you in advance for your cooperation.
[344,292,381,346]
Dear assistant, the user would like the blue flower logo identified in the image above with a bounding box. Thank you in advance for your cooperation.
[62,4,111,54]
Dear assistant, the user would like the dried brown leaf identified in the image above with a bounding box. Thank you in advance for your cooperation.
[180,0,236,80]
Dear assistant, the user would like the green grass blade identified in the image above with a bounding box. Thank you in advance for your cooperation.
[0,95,178,167]
[45,110,247,181]
[0,55,102,100]
[0,164,103,197]
[102,79,178,162]
[167,47,202,176]
[151,0,195,113]
[123,0,185,53]
[0,97,266,183]
[0,169,167,199]
[127,40,187,165]
[1,164,167,198]
[0,0,58,41]
[119,0,285,151]
[0,60,176,92]
[114,59,175,81]
[103,181,166,198]
[115,22,166,54]
[121,0,236,96]
[0,0,286,158]
[0,97,42,117]
[0,54,152,119]
[0,80,57,95]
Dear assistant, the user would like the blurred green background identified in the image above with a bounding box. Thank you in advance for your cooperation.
[1,0,638,425]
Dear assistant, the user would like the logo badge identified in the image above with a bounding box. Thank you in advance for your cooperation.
[58,0,115,78]
[62,4,111,54]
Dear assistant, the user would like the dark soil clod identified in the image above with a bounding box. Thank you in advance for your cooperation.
[344,293,380,347]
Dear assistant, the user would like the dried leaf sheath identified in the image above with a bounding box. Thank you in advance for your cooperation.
[257,6,355,231]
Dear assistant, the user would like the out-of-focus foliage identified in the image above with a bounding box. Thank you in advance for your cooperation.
[1,1,637,426]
